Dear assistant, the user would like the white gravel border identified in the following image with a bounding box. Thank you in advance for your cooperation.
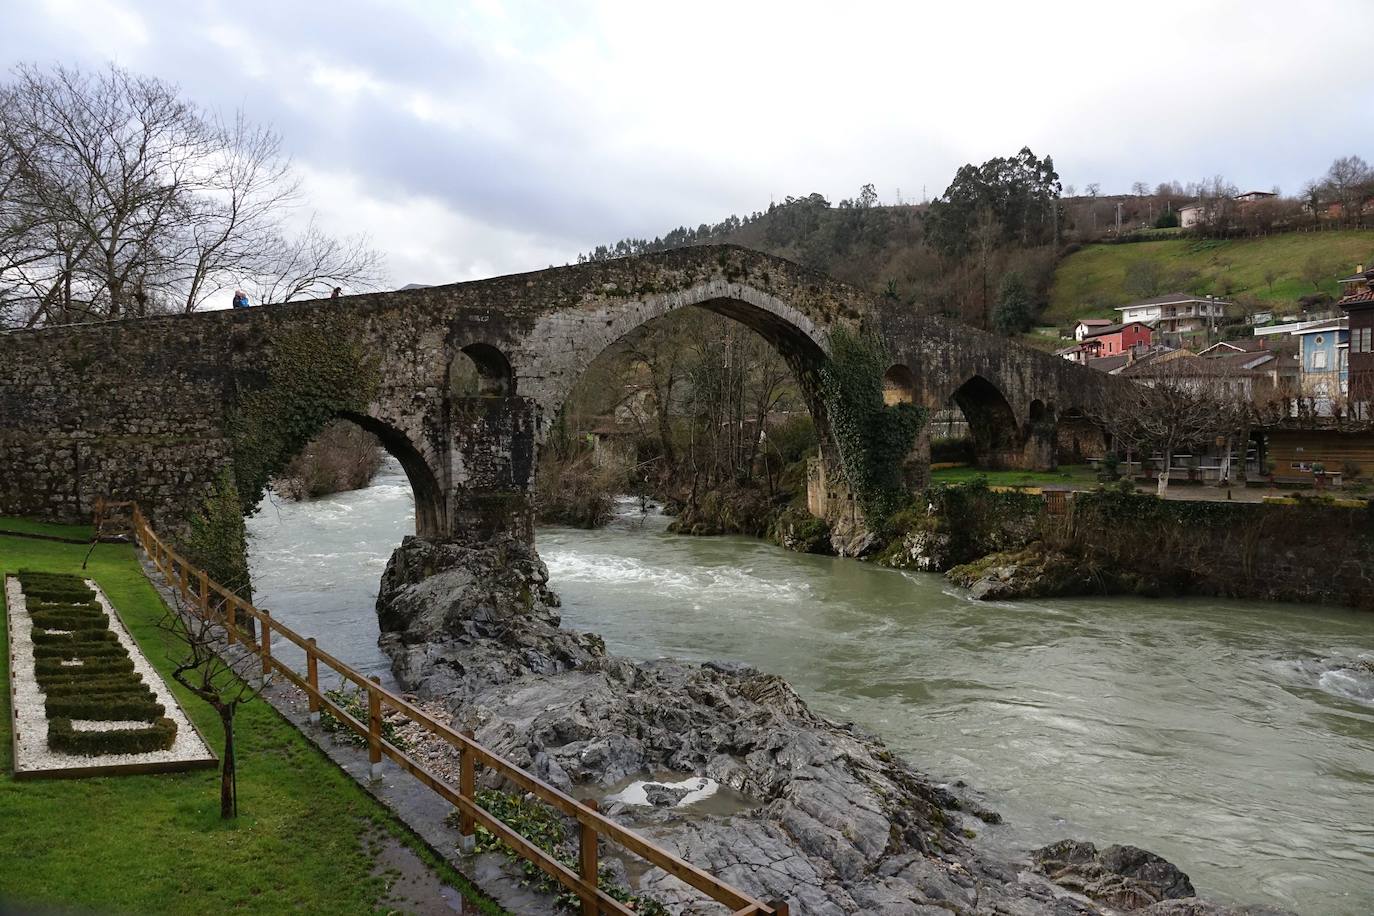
[6,575,217,776]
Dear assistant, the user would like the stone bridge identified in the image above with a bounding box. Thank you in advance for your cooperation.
[0,245,1113,546]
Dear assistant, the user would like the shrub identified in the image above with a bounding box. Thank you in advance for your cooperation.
[47,717,177,756]
[31,626,118,645]
[32,641,128,660]
[34,652,135,678]
[42,676,153,700]
[46,695,165,722]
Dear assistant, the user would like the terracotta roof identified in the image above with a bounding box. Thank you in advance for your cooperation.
[1339,288,1374,307]
[1075,318,1113,326]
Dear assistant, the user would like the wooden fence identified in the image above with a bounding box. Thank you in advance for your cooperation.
[101,500,786,916]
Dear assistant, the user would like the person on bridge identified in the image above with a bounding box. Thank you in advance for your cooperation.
[231,289,250,309]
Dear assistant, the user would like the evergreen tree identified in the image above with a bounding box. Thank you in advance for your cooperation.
[992,272,1033,335]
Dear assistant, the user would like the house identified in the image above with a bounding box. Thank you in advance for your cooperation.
[1083,320,1152,357]
[1234,190,1277,204]
[1178,203,1205,228]
[1084,353,1132,374]
[1290,318,1349,414]
[1073,318,1114,341]
[1338,268,1374,415]
[1115,292,1229,343]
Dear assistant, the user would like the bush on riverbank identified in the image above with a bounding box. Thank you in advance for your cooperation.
[874,479,1044,571]
[534,453,620,528]
[272,420,383,500]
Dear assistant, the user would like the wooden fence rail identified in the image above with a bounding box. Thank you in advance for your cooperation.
[99,499,786,916]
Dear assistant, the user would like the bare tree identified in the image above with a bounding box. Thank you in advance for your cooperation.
[1097,357,1253,496]
[0,62,384,327]
[159,593,266,819]
[1322,155,1373,228]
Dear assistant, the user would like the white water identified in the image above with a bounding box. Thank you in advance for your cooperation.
[247,462,1374,915]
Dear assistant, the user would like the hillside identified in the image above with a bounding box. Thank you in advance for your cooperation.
[1046,230,1374,324]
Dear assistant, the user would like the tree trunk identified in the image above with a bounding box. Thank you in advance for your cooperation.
[220,707,237,819]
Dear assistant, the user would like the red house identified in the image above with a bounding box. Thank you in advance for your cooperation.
[1084,321,1153,356]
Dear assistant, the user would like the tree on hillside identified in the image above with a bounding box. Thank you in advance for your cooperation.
[1302,253,1334,291]
[1322,155,1373,227]
[992,272,1033,335]
[0,63,382,327]
[925,147,1061,257]
[1123,259,1166,298]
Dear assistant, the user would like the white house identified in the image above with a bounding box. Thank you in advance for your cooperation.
[1073,318,1113,341]
[1116,293,1228,340]
[1178,203,1205,228]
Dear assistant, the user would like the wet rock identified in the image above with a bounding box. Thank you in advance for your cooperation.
[947,545,1160,602]
[379,536,1285,915]
[643,783,692,807]
[1032,840,1196,908]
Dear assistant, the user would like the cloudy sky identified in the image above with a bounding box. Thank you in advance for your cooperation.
[5,0,1372,287]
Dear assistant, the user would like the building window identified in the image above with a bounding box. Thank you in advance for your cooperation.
[1313,349,1327,369]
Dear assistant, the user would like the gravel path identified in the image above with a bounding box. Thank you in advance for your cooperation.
[5,576,217,777]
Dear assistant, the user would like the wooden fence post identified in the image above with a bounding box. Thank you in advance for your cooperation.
[367,676,383,780]
[767,901,790,916]
[198,570,209,618]
[260,609,272,678]
[226,598,238,645]
[178,560,189,603]
[307,638,320,725]
[579,798,600,916]
[458,729,476,852]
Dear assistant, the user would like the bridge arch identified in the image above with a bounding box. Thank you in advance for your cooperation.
[514,279,832,431]
[271,410,447,540]
[949,374,1020,468]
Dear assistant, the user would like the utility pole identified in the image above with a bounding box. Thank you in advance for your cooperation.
[1115,201,1123,234]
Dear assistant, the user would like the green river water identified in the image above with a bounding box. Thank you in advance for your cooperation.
[247,465,1374,914]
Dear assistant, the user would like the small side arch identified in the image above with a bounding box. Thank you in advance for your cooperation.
[883,364,916,405]
[451,343,515,397]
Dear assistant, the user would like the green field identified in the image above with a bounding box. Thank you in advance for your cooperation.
[1046,230,1374,324]
[0,521,499,915]
[929,464,1101,488]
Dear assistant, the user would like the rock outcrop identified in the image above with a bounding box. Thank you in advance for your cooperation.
[377,536,1288,915]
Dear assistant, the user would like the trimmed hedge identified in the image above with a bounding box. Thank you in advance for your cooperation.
[18,572,180,756]
[30,628,118,646]
[32,641,129,660]
[34,656,135,679]
[46,695,166,722]
[42,677,154,700]
[47,717,177,756]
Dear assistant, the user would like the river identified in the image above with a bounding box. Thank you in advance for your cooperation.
[246,460,1374,915]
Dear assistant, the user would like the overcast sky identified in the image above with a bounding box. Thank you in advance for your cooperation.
[5,0,1373,287]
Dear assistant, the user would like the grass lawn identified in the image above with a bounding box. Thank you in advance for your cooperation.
[0,519,501,916]
[930,464,1101,489]
[1046,229,1374,324]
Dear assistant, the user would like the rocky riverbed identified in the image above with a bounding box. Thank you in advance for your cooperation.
[373,533,1289,915]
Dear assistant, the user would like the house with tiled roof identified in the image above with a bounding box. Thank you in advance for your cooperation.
[1339,268,1374,414]
[1115,292,1229,344]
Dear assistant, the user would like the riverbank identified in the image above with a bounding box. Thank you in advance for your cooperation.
[894,482,1374,610]
[245,465,1374,914]
[0,522,496,915]
[373,531,1285,914]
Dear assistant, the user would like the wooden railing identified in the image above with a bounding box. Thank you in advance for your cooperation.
[104,500,787,916]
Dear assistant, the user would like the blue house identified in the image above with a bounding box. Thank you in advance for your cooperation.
[1290,318,1349,412]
